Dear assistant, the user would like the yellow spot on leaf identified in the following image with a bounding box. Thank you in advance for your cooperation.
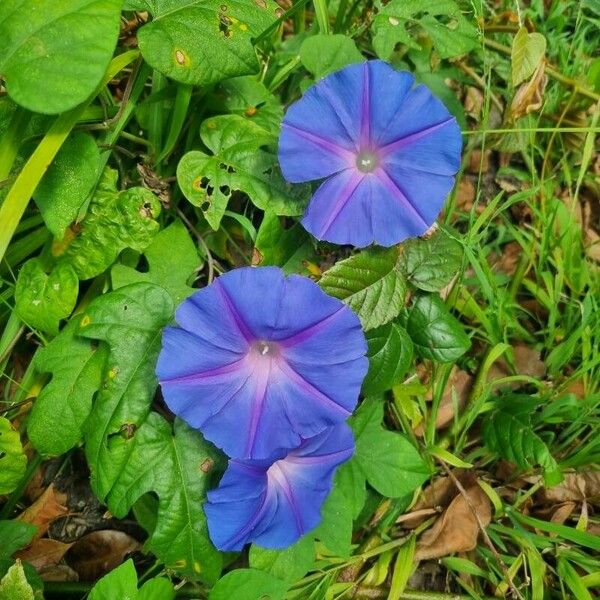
[80,315,91,327]
[174,49,190,66]
[240,23,248,31]
[193,561,201,574]
[108,366,119,379]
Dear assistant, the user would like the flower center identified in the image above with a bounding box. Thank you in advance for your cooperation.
[252,340,278,357]
[356,150,379,173]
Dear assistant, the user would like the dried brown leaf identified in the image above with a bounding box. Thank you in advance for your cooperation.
[510,60,548,120]
[15,538,73,571]
[39,565,79,583]
[65,530,140,581]
[16,484,68,539]
[541,472,600,504]
[415,484,492,561]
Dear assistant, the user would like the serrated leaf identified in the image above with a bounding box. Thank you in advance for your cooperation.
[0,0,121,114]
[483,395,561,484]
[319,247,406,331]
[373,0,478,60]
[137,0,279,86]
[15,259,78,335]
[178,115,309,229]
[111,221,201,304]
[0,418,26,495]
[402,228,463,292]
[299,34,364,79]
[0,522,37,559]
[28,318,107,456]
[363,322,413,395]
[53,168,162,280]
[407,294,470,363]
[209,569,287,600]
[0,561,33,600]
[249,536,315,584]
[33,132,101,238]
[350,398,430,498]
[511,27,547,86]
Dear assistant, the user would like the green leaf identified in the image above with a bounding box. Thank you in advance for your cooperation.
[249,535,315,584]
[137,0,280,86]
[28,318,108,456]
[350,398,430,498]
[53,168,162,280]
[373,0,478,60]
[0,522,37,559]
[363,322,413,395]
[138,578,176,600]
[319,247,406,331]
[402,228,463,292]
[483,395,561,484]
[406,294,470,363]
[254,211,314,273]
[111,221,201,304]
[88,559,138,600]
[0,0,122,114]
[209,569,287,600]
[0,561,33,600]
[335,460,367,520]
[15,258,78,335]
[511,27,547,86]
[299,34,364,79]
[33,132,101,238]
[178,115,309,229]
[0,417,26,495]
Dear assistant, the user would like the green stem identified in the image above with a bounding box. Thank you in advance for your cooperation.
[0,108,31,181]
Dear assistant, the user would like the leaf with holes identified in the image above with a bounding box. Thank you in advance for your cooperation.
[0,0,122,114]
[52,168,161,280]
[319,247,406,331]
[402,227,463,292]
[28,318,108,456]
[15,258,79,335]
[0,417,27,495]
[407,294,470,363]
[373,0,478,60]
[511,27,547,86]
[135,0,280,87]
[483,395,561,485]
[363,322,413,395]
[178,115,309,230]
[111,221,201,304]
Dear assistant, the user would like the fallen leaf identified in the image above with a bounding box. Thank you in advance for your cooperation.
[16,484,68,539]
[509,60,548,120]
[415,484,492,561]
[15,538,73,571]
[492,241,522,277]
[39,565,79,583]
[464,86,484,120]
[455,178,477,214]
[468,149,491,174]
[550,502,576,526]
[487,343,546,388]
[65,530,140,581]
[541,472,600,504]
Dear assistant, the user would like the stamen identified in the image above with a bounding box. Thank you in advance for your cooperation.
[356,150,379,173]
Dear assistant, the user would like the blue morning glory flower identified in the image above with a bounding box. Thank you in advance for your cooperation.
[156,267,367,460]
[204,423,354,550]
[278,60,462,248]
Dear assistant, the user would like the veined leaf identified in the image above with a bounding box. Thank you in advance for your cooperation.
[28,318,108,456]
[249,536,315,584]
[299,34,364,79]
[178,115,309,229]
[319,247,407,331]
[0,417,27,495]
[53,168,161,280]
[0,522,37,559]
[511,27,547,86]
[0,560,34,600]
[209,569,287,600]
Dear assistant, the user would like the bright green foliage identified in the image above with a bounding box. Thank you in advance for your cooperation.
[0,561,33,600]
[319,247,406,331]
[402,228,463,292]
[315,476,355,557]
[28,318,108,456]
[0,522,36,559]
[0,0,122,114]
[0,418,26,495]
[483,395,562,485]
[249,536,315,584]
[407,294,471,362]
[300,34,364,79]
[88,558,175,600]
[209,568,287,600]
[136,0,279,86]
[178,115,309,229]
[350,398,430,498]
[111,221,201,304]
[373,0,478,60]
[363,322,413,395]
[14,259,78,335]
[511,27,547,86]
[78,284,222,583]
[53,168,161,280]
[33,132,101,238]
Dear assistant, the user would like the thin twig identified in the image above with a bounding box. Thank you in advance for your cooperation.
[176,207,216,284]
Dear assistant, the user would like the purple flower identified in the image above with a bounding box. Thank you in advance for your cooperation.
[156,267,367,460]
[205,423,354,550]
[278,60,462,248]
